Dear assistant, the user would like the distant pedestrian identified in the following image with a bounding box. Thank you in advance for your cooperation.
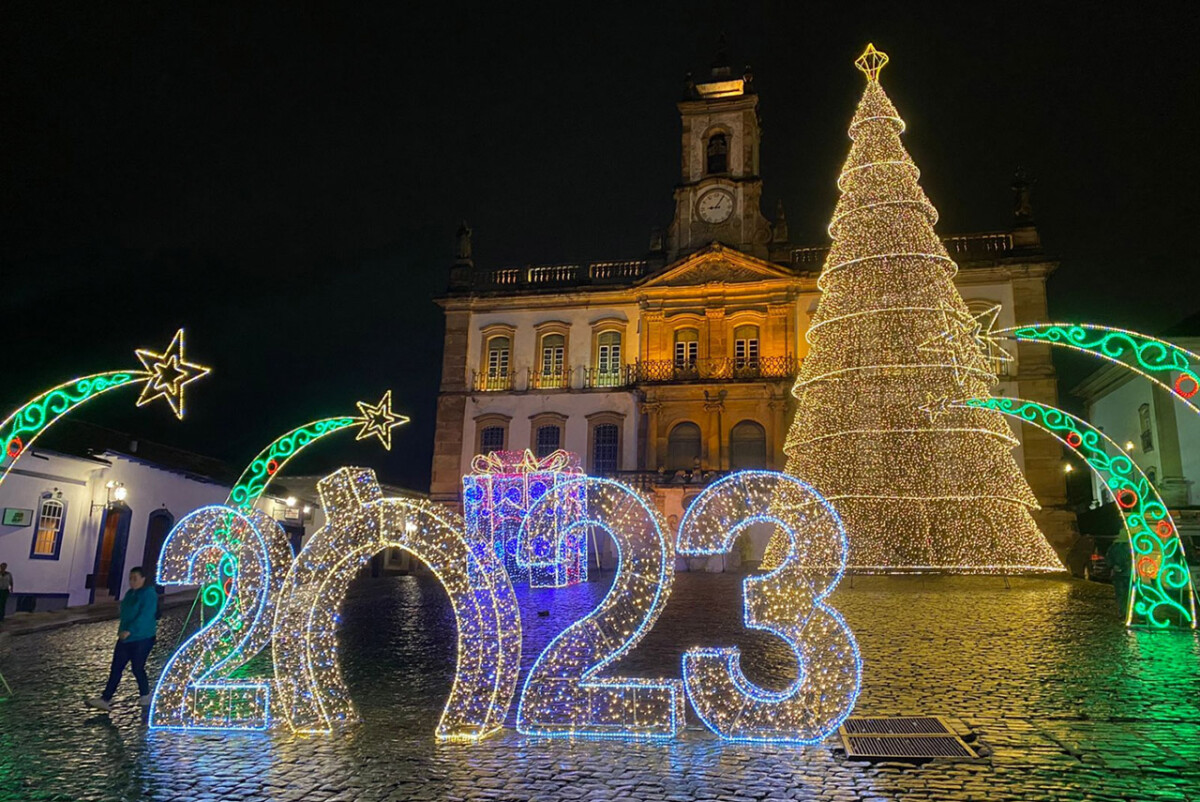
[1105,536,1133,620]
[86,567,158,712]
[0,563,12,623]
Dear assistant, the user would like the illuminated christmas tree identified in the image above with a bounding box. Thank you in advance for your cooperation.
[770,45,1062,572]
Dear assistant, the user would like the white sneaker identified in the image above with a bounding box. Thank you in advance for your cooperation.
[86,697,113,712]
[138,695,152,707]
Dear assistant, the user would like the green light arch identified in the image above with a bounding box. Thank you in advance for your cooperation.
[960,396,1196,630]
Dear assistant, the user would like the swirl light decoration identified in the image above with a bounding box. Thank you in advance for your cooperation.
[677,471,861,742]
[516,477,684,739]
[150,506,293,729]
[953,397,1196,629]
[462,449,587,587]
[993,323,1200,411]
[0,329,210,488]
[272,467,520,740]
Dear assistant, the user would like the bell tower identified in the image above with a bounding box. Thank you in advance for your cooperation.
[666,43,773,261]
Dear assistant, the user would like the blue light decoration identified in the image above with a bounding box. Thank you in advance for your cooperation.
[462,449,587,588]
[516,476,685,739]
[150,506,293,730]
[677,471,862,742]
[272,467,521,740]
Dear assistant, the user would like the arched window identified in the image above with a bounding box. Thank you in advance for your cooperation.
[480,426,505,454]
[540,333,565,383]
[486,336,511,377]
[142,509,174,581]
[592,423,619,474]
[706,133,728,174]
[535,424,562,459]
[596,331,621,378]
[734,324,760,370]
[730,420,767,470]
[668,422,702,470]
[32,496,66,559]
[674,328,699,367]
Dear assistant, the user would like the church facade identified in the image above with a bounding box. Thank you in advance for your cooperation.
[430,59,1076,559]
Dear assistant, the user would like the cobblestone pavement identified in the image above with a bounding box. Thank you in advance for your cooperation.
[0,572,1197,801]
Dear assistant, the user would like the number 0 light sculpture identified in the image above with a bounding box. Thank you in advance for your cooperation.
[272,467,520,740]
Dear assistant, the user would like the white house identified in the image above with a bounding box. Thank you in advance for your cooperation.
[0,421,321,614]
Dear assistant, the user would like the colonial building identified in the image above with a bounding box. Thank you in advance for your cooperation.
[431,56,1075,557]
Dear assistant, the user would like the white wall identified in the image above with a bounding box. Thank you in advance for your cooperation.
[1086,377,1156,505]
[463,391,640,475]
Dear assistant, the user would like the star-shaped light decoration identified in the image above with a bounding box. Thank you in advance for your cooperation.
[962,303,1015,373]
[355,390,409,450]
[855,43,889,82]
[134,328,212,419]
[918,393,955,423]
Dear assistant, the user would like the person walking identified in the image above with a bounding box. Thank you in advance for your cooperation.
[86,566,158,712]
[0,563,13,623]
[1105,535,1133,621]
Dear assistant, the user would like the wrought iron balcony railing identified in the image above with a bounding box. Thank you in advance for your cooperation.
[583,367,632,389]
[471,371,514,392]
[632,356,797,383]
[530,370,570,390]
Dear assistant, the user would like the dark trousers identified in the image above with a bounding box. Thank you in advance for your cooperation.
[102,637,155,700]
[1113,573,1131,618]
[0,589,8,621]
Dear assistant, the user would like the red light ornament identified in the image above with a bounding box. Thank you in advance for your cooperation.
[1176,374,1199,399]
[1115,488,1139,509]
[5,437,22,459]
[1065,430,1083,448]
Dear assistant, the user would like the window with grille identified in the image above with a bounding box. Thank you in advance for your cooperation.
[480,426,505,454]
[674,328,699,366]
[487,336,511,376]
[592,423,619,474]
[706,133,728,174]
[535,425,562,459]
[541,334,565,375]
[597,331,621,376]
[32,497,65,558]
[734,325,760,369]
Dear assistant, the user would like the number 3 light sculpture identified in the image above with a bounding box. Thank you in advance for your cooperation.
[272,467,520,740]
[677,471,861,742]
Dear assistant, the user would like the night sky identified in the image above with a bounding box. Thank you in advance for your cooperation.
[3,3,1198,491]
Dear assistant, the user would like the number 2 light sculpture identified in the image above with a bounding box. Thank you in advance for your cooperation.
[677,471,861,742]
[272,467,520,740]
[516,476,684,739]
[150,506,293,729]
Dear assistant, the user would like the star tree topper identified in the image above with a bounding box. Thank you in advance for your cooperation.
[855,43,889,82]
[135,328,212,419]
[355,390,409,450]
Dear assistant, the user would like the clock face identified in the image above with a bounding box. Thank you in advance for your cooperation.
[697,189,734,224]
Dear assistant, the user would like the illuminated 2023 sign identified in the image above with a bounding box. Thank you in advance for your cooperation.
[150,468,860,744]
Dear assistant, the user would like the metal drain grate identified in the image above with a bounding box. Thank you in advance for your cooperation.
[839,717,978,760]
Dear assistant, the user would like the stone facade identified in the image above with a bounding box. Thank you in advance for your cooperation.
[430,58,1076,563]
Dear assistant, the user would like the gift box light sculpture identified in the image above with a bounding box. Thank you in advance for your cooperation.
[150,506,293,729]
[677,471,861,742]
[516,476,684,739]
[462,449,587,587]
[272,467,520,740]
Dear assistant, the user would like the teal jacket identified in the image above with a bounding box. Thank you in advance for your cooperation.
[119,586,158,642]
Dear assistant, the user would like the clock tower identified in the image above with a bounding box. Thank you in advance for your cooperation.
[665,48,774,261]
